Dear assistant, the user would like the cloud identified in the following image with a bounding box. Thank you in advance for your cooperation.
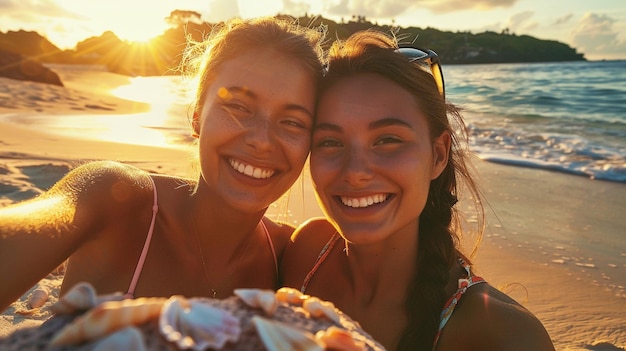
[425,0,518,13]
[553,13,573,26]
[0,0,82,24]
[0,0,18,11]
[504,11,538,33]
[204,0,240,22]
[0,0,88,49]
[282,0,311,16]
[322,0,404,18]
[320,0,518,18]
[475,11,538,35]
[570,12,626,59]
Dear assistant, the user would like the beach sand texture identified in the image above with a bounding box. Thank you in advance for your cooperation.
[1,65,624,350]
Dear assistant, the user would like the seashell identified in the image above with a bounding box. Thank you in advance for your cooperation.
[92,326,146,351]
[316,326,367,351]
[159,295,240,351]
[49,297,165,346]
[51,282,125,315]
[302,297,341,324]
[252,316,324,351]
[234,288,278,315]
[27,287,49,309]
[275,287,309,306]
[50,282,98,314]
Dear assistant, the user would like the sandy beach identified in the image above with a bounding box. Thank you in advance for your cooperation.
[0,65,624,350]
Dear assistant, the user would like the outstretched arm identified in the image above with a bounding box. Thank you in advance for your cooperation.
[0,161,149,312]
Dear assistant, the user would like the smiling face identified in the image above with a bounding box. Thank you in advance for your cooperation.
[194,48,316,213]
[311,73,450,245]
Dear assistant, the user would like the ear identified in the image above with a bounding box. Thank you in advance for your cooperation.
[431,130,451,180]
[191,112,200,138]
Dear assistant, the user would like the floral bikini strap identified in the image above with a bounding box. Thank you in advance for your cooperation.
[300,232,341,293]
[433,258,486,349]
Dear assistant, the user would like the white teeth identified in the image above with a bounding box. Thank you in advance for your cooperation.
[340,194,388,208]
[229,159,275,179]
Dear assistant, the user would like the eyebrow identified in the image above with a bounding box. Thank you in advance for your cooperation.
[314,117,412,133]
[222,86,255,99]
[285,104,314,119]
[369,117,412,130]
[223,86,313,119]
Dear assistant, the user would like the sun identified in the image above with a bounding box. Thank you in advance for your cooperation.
[98,16,170,45]
[109,20,170,44]
[63,0,175,44]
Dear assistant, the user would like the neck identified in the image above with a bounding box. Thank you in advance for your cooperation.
[190,181,267,243]
[344,224,419,304]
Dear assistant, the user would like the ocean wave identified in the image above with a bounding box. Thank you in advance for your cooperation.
[446,61,626,183]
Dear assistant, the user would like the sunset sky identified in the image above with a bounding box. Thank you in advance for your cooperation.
[0,0,624,60]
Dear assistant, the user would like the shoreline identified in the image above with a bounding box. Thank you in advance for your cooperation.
[1,67,625,350]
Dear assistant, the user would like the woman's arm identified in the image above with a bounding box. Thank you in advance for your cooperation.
[0,161,150,312]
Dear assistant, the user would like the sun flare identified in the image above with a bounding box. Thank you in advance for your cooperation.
[60,0,175,46]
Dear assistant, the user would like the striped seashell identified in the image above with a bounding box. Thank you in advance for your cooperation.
[303,297,342,324]
[50,282,98,315]
[49,297,166,346]
[275,286,309,306]
[234,288,278,315]
[50,282,125,315]
[27,287,49,309]
[316,326,367,351]
[159,296,241,350]
[252,316,324,351]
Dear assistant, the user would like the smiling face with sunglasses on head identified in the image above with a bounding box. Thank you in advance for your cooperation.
[281,30,555,350]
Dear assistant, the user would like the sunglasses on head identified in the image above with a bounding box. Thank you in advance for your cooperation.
[396,47,445,99]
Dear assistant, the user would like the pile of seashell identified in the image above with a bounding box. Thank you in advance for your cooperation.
[1,282,386,351]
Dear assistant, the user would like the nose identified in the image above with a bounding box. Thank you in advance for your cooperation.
[343,146,374,187]
[244,116,274,153]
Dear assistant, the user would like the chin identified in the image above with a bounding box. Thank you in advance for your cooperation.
[337,227,389,246]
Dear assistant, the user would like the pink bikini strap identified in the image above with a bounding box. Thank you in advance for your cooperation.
[260,219,278,278]
[124,175,159,299]
[300,232,341,293]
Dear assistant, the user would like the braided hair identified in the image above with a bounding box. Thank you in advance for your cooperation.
[320,30,484,350]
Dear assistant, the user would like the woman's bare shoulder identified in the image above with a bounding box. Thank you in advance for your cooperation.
[32,161,160,228]
[262,218,296,255]
[291,217,336,243]
[266,218,335,259]
[442,283,555,350]
[280,218,337,288]
[51,161,151,202]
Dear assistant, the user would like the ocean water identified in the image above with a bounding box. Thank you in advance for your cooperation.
[444,60,626,183]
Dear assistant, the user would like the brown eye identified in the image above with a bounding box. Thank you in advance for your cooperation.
[224,102,249,113]
[315,138,342,148]
[220,101,252,119]
[281,118,307,130]
[375,136,402,145]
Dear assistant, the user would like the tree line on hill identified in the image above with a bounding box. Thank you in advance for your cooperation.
[0,11,585,77]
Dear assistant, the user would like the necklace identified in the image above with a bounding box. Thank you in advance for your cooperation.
[191,217,254,298]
